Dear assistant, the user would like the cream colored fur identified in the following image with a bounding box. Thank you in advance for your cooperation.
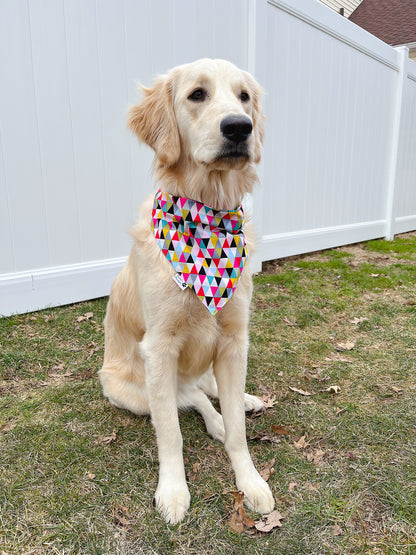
[99,58,274,524]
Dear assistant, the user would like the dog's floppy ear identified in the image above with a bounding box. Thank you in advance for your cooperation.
[128,75,180,167]
[243,71,265,165]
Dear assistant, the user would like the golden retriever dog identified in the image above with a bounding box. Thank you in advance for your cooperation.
[99,58,274,524]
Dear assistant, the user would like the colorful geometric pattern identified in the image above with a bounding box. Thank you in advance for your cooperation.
[151,190,247,315]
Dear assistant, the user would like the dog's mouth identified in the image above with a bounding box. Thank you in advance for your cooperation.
[214,145,250,163]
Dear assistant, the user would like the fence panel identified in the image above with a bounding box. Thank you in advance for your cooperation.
[0,0,249,316]
[252,0,410,266]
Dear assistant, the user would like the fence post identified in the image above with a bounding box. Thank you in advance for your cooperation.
[385,46,408,240]
[248,0,268,273]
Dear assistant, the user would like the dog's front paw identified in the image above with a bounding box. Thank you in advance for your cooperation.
[154,481,191,524]
[238,473,275,514]
[244,393,265,413]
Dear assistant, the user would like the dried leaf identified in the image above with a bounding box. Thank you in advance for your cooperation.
[75,368,95,380]
[349,317,368,325]
[293,435,308,449]
[325,385,341,394]
[260,458,276,482]
[325,353,353,363]
[254,510,283,532]
[261,393,277,409]
[283,316,297,327]
[76,312,94,323]
[289,387,313,396]
[333,524,344,536]
[336,341,355,352]
[306,482,319,493]
[228,491,249,533]
[98,429,117,445]
[1,423,15,433]
[306,449,325,466]
[49,371,74,379]
[391,386,403,394]
[86,472,96,480]
[248,432,281,444]
[114,506,135,528]
[271,424,290,436]
[187,462,202,482]
[288,482,297,492]
[51,363,65,372]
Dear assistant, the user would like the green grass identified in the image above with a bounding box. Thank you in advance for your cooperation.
[1,233,416,554]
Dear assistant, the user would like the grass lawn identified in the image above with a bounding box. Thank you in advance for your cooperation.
[1,234,416,554]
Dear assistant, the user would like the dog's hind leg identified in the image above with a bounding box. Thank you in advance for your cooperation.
[99,358,149,415]
[99,291,149,415]
[197,367,265,413]
[177,381,225,443]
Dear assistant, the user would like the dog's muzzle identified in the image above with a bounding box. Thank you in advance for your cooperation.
[217,115,253,161]
[220,115,253,144]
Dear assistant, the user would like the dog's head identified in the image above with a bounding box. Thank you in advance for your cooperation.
[128,59,264,170]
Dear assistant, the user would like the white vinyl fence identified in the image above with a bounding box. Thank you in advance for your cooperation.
[1,0,415,316]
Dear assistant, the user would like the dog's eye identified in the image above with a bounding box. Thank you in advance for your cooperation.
[240,91,250,102]
[188,88,207,102]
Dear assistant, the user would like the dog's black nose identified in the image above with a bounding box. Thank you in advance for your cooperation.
[220,115,253,143]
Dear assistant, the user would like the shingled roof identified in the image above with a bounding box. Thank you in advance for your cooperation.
[349,0,416,46]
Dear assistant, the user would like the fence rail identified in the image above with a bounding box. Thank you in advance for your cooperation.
[1,0,415,316]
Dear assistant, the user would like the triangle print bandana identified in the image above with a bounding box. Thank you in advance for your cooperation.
[151,190,247,315]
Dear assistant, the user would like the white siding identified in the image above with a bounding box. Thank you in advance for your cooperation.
[318,0,362,18]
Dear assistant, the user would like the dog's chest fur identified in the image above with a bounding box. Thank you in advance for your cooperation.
[129,197,253,379]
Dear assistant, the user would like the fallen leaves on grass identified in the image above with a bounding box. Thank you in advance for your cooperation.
[97,429,117,445]
[306,448,325,466]
[48,365,94,381]
[248,422,290,444]
[283,316,297,327]
[248,431,281,444]
[289,387,313,396]
[113,506,136,528]
[305,482,320,493]
[1,422,15,433]
[49,363,74,379]
[293,435,308,449]
[228,491,256,533]
[324,385,341,394]
[259,458,276,481]
[391,386,403,394]
[227,491,283,534]
[271,424,290,436]
[254,510,283,532]
[325,353,353,363]
[349,317,369,325]
[76,312,94,323]
[336,341,355,352]
[260,393,278,409]
[186,461,202,482]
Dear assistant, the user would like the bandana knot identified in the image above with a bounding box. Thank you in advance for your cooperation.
[151,190,247,315]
